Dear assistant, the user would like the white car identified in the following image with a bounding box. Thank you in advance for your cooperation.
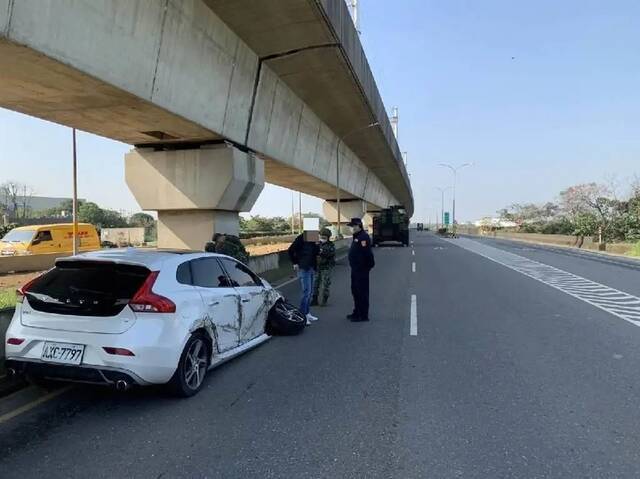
[4,249,285,396]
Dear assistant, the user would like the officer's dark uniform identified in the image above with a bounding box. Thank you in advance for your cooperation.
[347,218,375,321]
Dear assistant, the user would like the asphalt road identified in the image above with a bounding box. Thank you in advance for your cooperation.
[2,233,640,478]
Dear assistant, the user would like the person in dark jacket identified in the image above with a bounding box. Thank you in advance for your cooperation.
[346,218,375,322]
[288,233,320,323]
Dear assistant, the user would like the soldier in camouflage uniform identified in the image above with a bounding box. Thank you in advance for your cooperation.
[205,233,250,264]
[312,228,336,306]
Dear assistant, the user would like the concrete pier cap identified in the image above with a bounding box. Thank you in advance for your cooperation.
[322,200,366,225]
[125,144,264,249]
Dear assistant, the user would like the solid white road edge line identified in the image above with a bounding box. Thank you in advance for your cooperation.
[410,294,418,336]
[447,239,640,328]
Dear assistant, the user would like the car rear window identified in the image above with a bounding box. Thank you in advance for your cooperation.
[26,261,150,317]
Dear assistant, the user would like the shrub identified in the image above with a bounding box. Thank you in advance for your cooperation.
[0,288,16,309]
[0,223,18,239]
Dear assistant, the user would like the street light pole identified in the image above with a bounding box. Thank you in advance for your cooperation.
[434,186,452,227]
[438,162,473,232]
[335,121,379,237]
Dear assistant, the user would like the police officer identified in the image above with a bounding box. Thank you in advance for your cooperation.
[346,217,375,322]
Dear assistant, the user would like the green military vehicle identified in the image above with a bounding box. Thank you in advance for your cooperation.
[372,205,410,247]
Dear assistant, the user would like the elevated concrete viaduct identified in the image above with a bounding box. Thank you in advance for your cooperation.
[0,0,413,248]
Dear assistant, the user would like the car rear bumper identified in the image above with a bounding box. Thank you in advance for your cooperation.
[5,358,148,386]
[5,318,187,385]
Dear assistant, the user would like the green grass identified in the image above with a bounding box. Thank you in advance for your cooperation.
[0,288,16,310]
[630,241,640,257]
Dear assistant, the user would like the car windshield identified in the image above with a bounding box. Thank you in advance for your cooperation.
[1,230,35,243]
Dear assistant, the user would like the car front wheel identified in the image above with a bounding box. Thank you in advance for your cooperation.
[169,334,210,397]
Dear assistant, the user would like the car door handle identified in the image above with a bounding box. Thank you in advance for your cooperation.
[241,298,250,303]
[208,300,220,306]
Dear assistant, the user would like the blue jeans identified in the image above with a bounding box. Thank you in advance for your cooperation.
[297,268,315,315]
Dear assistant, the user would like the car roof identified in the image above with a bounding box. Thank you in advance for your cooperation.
[58,248,226,269]
[15,223,94,231]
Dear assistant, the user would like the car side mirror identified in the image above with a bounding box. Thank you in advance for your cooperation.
[31,239,41,246]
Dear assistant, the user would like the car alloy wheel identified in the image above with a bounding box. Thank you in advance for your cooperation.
[169,334,211,397]
[184,337,208,391]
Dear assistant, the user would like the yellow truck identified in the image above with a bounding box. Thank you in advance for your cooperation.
[0,223,100,256]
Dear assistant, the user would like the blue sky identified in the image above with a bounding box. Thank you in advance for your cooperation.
[1,0,639,222]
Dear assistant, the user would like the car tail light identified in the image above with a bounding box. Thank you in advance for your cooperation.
[103,347,135,356]
[16,274,43,304]
[7,338,25,345]
[129,271,176,313]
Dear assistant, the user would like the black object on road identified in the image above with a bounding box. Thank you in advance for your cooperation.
[265,299,307,335]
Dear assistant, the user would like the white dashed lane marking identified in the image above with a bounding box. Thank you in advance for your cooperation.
[410,294,417,336]
[448,238,640,327]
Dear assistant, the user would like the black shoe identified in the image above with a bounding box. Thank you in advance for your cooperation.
[350,316,370,322]
[346,313,358,320]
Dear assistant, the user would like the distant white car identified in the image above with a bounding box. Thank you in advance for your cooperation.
[4,249,285,396]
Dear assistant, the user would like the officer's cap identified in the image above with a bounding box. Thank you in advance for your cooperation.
[347,217,363,227]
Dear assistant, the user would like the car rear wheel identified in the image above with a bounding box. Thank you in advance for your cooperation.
[168,334,210,397]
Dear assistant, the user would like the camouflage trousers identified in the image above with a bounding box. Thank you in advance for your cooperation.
[313,268,333,305]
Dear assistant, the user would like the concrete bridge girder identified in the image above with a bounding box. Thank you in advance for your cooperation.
[0,0,412,248]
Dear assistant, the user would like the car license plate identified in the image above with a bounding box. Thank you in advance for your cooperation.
[41,342,85,365]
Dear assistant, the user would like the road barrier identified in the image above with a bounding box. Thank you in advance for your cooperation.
[0,252,72,274]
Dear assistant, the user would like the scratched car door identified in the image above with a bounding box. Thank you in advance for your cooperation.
[189,258,240,352]
[219,258,268,343]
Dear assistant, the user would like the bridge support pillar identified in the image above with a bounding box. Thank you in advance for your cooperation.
[125,144,264,249]
[323,200,366,236]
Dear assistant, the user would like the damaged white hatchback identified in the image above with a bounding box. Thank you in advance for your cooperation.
[4,249,283,396]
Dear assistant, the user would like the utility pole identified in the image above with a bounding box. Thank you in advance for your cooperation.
[435,186,452,228]
[72,128,79,255]
[298,192,303,234]
[291,192,295,234]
